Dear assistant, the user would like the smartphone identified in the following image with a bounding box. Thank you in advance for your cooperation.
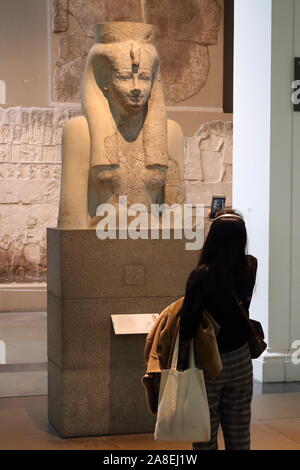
[210,195,226,220]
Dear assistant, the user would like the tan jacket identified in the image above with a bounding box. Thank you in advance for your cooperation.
[141,296,223,415]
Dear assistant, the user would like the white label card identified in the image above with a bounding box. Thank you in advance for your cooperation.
[111,313,159,335]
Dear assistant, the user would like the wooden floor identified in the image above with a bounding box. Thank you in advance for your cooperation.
[1,393,300,450]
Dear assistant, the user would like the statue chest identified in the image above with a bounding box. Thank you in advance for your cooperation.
[108,134,166,207]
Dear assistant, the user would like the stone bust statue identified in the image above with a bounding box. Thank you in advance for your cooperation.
[57,22,185,229]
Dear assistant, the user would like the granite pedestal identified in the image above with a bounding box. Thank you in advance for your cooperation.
[47,228,198,437]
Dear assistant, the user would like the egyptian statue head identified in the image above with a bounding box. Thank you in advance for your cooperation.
[82,22,169,173]
[57,22,185,229]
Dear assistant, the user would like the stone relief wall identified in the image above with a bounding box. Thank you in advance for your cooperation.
[184,120,232,207]
[0,0,231,283]
[0,107,80,282]
[0,106,232,282]
[51,0,222,104]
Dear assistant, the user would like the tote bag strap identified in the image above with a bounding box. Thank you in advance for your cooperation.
[170,334,195,370]
[189,340,196,368]
[170,333,180,370]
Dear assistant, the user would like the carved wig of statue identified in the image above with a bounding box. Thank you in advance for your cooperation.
[57,22,185,229]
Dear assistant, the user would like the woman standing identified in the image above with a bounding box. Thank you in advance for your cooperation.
[179,209,258,451]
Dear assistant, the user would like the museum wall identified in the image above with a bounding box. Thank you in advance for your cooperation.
[0,0,232,283]
[232,0,300,383]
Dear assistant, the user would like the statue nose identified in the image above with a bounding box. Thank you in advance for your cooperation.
[131,89,141,97]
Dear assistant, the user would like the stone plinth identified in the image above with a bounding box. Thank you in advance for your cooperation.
[47,228,198,437]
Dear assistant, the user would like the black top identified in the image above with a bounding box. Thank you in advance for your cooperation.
[179,254,258,354]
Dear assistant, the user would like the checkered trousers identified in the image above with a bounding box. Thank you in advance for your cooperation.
[193,342,253,451]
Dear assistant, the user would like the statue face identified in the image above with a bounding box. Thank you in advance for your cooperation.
[108,67,153,114]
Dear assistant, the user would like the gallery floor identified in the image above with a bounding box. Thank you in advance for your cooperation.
[1,392,300,450]
[1,311,300,450]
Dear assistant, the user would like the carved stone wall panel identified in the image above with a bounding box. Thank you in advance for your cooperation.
[0,107,80,282]
[154,39,210,105]
[185,180,232,207]
[52,0,69,33]
[143,0,221,44]
[51,0,222,104]
[184,120,233,206]
[0,107,232,281]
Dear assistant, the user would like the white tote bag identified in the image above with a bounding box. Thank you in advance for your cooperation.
[154,334,211,442]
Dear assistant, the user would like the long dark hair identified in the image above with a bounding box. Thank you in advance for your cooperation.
[198,209,251,301]
[179,209,253,341]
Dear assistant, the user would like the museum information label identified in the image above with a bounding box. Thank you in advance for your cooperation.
[111,313,159,335]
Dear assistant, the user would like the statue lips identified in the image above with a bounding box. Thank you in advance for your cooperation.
[128,96,143,108]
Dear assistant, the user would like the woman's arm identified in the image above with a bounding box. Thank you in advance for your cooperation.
[249,255,258,293]
[245,255,258,309]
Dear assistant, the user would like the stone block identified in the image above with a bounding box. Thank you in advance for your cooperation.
[47,293,62,367]
[47,228,62,297]
[47,231,199,436]
[124,264,145,285]
[47,293,178,370]
[48,353,156,437]
[108,369,155,435]
[48,359,110,437]
[47,229,198,300]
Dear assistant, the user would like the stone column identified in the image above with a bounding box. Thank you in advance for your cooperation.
[233,0,300,382]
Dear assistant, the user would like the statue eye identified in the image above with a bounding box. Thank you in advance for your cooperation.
[114,72,132,80]
[139,72,152,81]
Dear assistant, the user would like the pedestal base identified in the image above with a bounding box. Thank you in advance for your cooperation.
[253,348,300,383]
[47,228,198,437]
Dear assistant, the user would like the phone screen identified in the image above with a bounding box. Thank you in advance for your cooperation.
[210,196,226,219]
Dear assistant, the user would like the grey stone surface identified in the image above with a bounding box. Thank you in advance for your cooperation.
[108,369,156,435]
[124,264,145,286]
[47,293,62,367]
[48,357,155,437]
[47,231,198,436]
[46,228,62,298]
[47,292,178,370]
[47,229,198,299]
[48,359,110,437]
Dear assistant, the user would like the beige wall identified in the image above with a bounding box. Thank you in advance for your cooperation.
[0,0,230,134]
[0,0,49,107]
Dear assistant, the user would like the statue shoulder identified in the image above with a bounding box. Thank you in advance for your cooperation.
[62,116,90,161]
[167,119,184,144]
[167,119,184,155]
[167,119,184,181]
[63,115,89,140]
